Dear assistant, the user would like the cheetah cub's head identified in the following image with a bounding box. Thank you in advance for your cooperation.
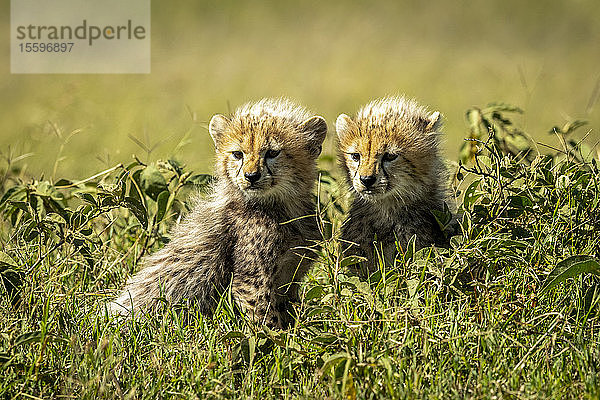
[209,98,327,201]
[336,97,443,204]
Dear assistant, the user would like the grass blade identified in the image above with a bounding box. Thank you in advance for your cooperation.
[540,255,600,295]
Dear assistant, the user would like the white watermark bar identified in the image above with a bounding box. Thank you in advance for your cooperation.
[11,0,150,74]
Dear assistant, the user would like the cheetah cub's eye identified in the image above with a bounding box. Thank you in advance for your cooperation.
[232,151,243,160]
[349,153,360,162]
[265,149,281,159]
[382,153,398,162]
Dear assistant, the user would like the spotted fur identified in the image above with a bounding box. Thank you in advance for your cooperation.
[110,98,327,328]
[336,96,449,271]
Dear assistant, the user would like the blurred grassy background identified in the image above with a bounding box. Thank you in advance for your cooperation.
[1,0,599,179]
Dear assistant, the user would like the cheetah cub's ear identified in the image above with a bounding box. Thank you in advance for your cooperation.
[209,114,230,148]
[335,114,355,141]
[425,111,443,133]
[301,116,328,157]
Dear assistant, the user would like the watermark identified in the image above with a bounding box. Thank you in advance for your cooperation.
[11,0,150,74]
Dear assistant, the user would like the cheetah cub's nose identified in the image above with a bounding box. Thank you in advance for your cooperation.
[245,172,261,183]
[360,175,377,188]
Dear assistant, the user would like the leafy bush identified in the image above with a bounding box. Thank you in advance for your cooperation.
[0,105,598,399]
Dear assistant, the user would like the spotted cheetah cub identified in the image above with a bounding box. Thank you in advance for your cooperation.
[336,96,450,271]
[111,98,327,328]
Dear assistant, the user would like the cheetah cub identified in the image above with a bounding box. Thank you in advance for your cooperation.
[111,98,327,328]
[336,96,450,271]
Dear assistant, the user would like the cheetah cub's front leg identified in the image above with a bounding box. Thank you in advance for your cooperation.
[232,273,286,329]
[230,218,295,329]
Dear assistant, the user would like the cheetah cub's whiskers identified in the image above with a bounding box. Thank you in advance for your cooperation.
[110,98,327,328]
[336,96,451,271]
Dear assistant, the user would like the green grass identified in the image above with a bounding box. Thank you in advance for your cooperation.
[0,105,598,398]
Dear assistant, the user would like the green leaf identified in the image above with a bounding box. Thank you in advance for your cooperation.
[220,331,246,341]
[463,179,482,209]
[21,220,38,242]
[0,351,13,368]
[8,201,30,214]
[75,192,97,207]
[45,213,67,225]
[507,195,533,209]
[0,252,17,268]
[0,186,25,208]
[54,178,73,186]
[69,210,89,230]
[140,165,168,201]
[312,333,338,345]
[123,196,148,229]
[243,336,256,365]
[540,256,600,295]
[0,261,23,304]
[155,190,170,223]
[432,202,452,230]
[304,286,324,301]
[340,255,365,268]
[13,331,43,347]
[321,352,351,374]
[34,181,54,197]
